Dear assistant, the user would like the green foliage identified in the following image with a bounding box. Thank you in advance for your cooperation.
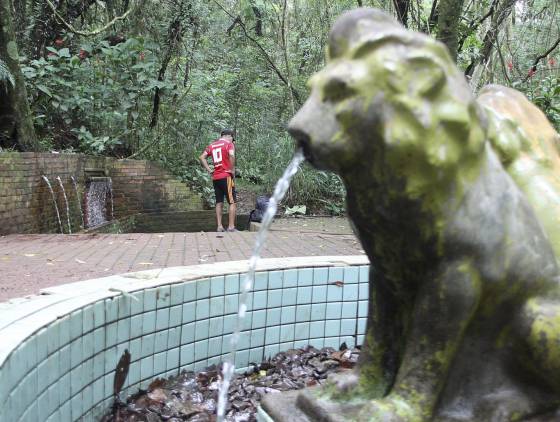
[9,0,558,215]
[457,32,482,67]
[71,126,120,154]
[519,75,560,131]
[21,37,166,154]
[178,166,215,208]
[285,166,346,216]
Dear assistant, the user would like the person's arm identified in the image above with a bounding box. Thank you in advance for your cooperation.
[199,151,212,175]
[229,147,235,177]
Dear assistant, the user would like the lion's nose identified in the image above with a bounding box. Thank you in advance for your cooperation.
[288,126,314,164]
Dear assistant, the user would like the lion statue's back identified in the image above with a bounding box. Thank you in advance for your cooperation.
[478,84,560,258]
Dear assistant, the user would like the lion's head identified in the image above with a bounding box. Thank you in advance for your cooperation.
[289,8,487,197]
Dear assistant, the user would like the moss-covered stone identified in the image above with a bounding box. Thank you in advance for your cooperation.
[263,7,560,422]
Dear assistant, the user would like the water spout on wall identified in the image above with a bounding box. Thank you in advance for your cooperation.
[56,176,72,234]
[85,176,114,228]
[70,176,85,229]
[41,175,63,234]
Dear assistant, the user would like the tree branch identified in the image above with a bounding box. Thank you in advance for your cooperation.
[427,0,438,33]
[495,37,511,85]
[464,0,515,77]
[226,16,241,35]
[393,0,410,28]
[45,0,133,37]
[524,35,560,81]
[211,0,302,104]
[150,19,183,128]
[457,0,499,53]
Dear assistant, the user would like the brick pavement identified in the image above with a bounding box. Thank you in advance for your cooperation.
[0,230,364,302]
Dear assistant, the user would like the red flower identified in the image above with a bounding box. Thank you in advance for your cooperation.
[549,57,556,66]
[78,49,88,59]
[507,61,513,71]
[54,38,64,47]
[139,52,145,61]
[527,67,536,78]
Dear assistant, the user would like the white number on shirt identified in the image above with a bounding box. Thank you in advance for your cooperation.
[212,147,222,163]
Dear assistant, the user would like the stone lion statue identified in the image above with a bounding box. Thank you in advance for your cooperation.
[261,8,560,422]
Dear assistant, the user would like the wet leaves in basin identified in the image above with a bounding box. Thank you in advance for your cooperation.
[103,344,360,421]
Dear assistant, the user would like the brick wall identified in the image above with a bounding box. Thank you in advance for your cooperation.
[0,153,204,235]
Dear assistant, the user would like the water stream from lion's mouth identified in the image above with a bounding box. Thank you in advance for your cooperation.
[216,149,305,421]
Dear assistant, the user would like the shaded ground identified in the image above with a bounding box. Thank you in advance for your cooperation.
[0,217,363,302]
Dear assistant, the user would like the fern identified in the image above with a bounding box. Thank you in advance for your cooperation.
[0,59,15,87]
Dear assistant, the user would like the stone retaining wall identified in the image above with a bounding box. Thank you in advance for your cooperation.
[0,153,204,235]
[93,211,250,233]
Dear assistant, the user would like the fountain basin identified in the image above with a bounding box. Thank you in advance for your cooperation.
[0,255,369,421]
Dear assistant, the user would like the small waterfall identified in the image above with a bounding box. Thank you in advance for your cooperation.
[85,177,113,228]
[70,176,85,229]
[41,175,63,234]
[56,176,72,234]
[216,149,305,421]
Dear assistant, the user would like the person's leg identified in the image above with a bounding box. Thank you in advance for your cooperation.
[226,176,237,230]
[228,202,237,230]
[213,179,226,231]
[216,202,224,230]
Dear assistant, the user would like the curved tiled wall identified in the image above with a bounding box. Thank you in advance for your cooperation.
[0,256,369,421]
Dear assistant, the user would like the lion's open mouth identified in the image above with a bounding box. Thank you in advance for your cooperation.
[288,128,315,165]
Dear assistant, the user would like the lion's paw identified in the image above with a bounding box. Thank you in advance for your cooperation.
[327,370,360,394]
[357,396,421,422]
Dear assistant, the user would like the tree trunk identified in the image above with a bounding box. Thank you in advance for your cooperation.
[252,6,263,36]
[436,0,466,62]
[149,19,183,129]
[393,0,410,28]
[0,0,37,150]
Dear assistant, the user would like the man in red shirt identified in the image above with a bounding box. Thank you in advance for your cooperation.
[199,129,237,232]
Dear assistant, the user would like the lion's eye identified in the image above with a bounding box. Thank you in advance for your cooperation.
[322,78,355,103]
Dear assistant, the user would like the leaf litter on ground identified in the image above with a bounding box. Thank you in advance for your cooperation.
[103,344,360,421]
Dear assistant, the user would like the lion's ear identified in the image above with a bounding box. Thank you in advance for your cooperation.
[401,56,446,98]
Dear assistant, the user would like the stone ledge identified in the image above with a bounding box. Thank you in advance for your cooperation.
[0,255,369,367]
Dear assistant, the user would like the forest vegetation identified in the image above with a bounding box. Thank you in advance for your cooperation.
[1,0,559,213]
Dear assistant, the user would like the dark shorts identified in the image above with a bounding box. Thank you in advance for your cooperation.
[213,176,236,204]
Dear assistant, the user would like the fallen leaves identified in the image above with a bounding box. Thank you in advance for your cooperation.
[103,344,360,421]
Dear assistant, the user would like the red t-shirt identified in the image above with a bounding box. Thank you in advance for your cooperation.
[205,138,235,180]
